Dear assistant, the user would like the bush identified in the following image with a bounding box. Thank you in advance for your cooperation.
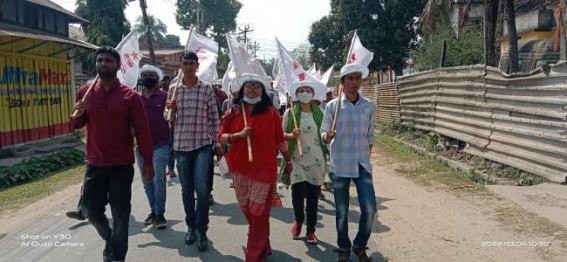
[0,148,16,159]
[0,148,85,188]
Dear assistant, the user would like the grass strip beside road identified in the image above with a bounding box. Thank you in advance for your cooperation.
[0,165,84,215]
[376,134,486,193]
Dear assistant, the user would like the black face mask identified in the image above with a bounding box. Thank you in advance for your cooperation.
[142,78,158,89]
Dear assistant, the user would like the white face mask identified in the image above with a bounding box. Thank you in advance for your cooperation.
[243,95,262,104]
[297,92,314,104]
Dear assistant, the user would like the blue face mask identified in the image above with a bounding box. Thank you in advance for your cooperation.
[243,95,262,104]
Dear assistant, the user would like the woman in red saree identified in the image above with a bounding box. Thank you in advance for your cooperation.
[219,73,293,262]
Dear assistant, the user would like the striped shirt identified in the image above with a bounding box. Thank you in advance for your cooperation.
[321,94,375,178]
[168,79,220,152]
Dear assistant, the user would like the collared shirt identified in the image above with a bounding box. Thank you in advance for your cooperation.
[168,79,220,152]
[321,94,374,177]
[73,79,153,167]
[141,89,169,146]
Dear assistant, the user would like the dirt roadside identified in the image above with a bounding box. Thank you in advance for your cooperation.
[371,148,567,262]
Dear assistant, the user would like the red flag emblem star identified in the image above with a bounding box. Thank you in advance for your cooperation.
[130,51,139,61]
[348,53,356,63]
[292,61,305,80]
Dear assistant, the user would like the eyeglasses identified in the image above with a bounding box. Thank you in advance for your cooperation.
[243,82,263,90]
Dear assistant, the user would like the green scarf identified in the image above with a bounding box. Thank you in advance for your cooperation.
[280,103,328,177]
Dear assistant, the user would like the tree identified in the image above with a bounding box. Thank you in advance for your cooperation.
[134,15,168,43]
[420,0,519,70]
[259,57,275,78]
[412,25,484,71]
[504,0,519,72]
[484,0,500,67]
[308,14,348,70]
[309,0,427,75]
[75,0,131,72]
[292,43,312,68]
[161,35,182,48]
[75,0,131,47]
[176,0,242,49]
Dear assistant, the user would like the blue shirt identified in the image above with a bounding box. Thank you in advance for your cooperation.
[321,94,374,177]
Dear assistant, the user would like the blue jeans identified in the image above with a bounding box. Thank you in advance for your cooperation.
[331,165,377,251]
[167,130,175,172]
[136,145,170,215]
[176,145,213,232]
[82,164,134,261]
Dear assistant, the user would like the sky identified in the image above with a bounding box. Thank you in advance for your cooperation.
[51,0,331,59]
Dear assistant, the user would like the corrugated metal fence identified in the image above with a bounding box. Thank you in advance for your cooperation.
[393,65,566,183]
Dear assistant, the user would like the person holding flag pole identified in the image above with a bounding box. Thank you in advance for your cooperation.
[321,31,377,262]
[220,35,292,262]
[281,80,329,245]
[71,46,154,262]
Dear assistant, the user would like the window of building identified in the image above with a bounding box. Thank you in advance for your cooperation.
[2,0,17,21]
[24,7,39,28]
[44,9,55,32]
[56,14,66,35]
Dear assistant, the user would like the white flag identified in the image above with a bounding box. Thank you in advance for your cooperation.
[320,65,334,86]
[274,38,326,102]
[186,29,219,84]
[226,34,270,93]
[116,31,140,88]
[221,61,237,94]
[346,32,374,67]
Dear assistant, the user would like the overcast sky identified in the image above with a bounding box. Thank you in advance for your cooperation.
[51,0,331,58]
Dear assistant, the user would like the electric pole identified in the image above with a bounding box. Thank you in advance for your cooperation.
[139,0,156,64]
[248,41,260,58]
[237,24,253,45]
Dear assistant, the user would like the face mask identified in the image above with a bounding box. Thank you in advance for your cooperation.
[142,78,158,89]
[297,92,313,104]
[243,95,262,104]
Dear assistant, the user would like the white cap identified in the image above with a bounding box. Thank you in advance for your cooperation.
[236,73,270,91]
[139,64,164,80]
[289,80,322,102]
[336,64,369,79]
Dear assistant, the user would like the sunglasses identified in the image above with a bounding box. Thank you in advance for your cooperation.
[243,82,263,90]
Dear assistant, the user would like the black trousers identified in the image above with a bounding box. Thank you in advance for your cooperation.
[291,181,320,233]
[82,164,134,261]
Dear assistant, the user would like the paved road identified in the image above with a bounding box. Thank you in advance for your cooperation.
[0,164,384,261]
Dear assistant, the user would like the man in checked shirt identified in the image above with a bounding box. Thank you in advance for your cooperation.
[166,51,224,252]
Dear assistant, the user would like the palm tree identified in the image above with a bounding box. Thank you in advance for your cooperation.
[134,15,168,43]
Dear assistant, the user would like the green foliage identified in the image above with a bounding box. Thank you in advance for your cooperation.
[75,0,131,46]
[413,26,484,71]
[160,34,182,48]
[308,14,347,70]
[0,149,85,189]
[75,0,132,73]
[424,132,439,149]
[134,15,168,43]
[309,0,427,74]
[0,149,15,159]
[176,0,242,49]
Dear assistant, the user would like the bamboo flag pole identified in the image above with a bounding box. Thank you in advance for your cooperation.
[287,94,303,156]
[165,71,183,124]
[71,75,99,119]
[331,84,342,131]
[241,102,253,162]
